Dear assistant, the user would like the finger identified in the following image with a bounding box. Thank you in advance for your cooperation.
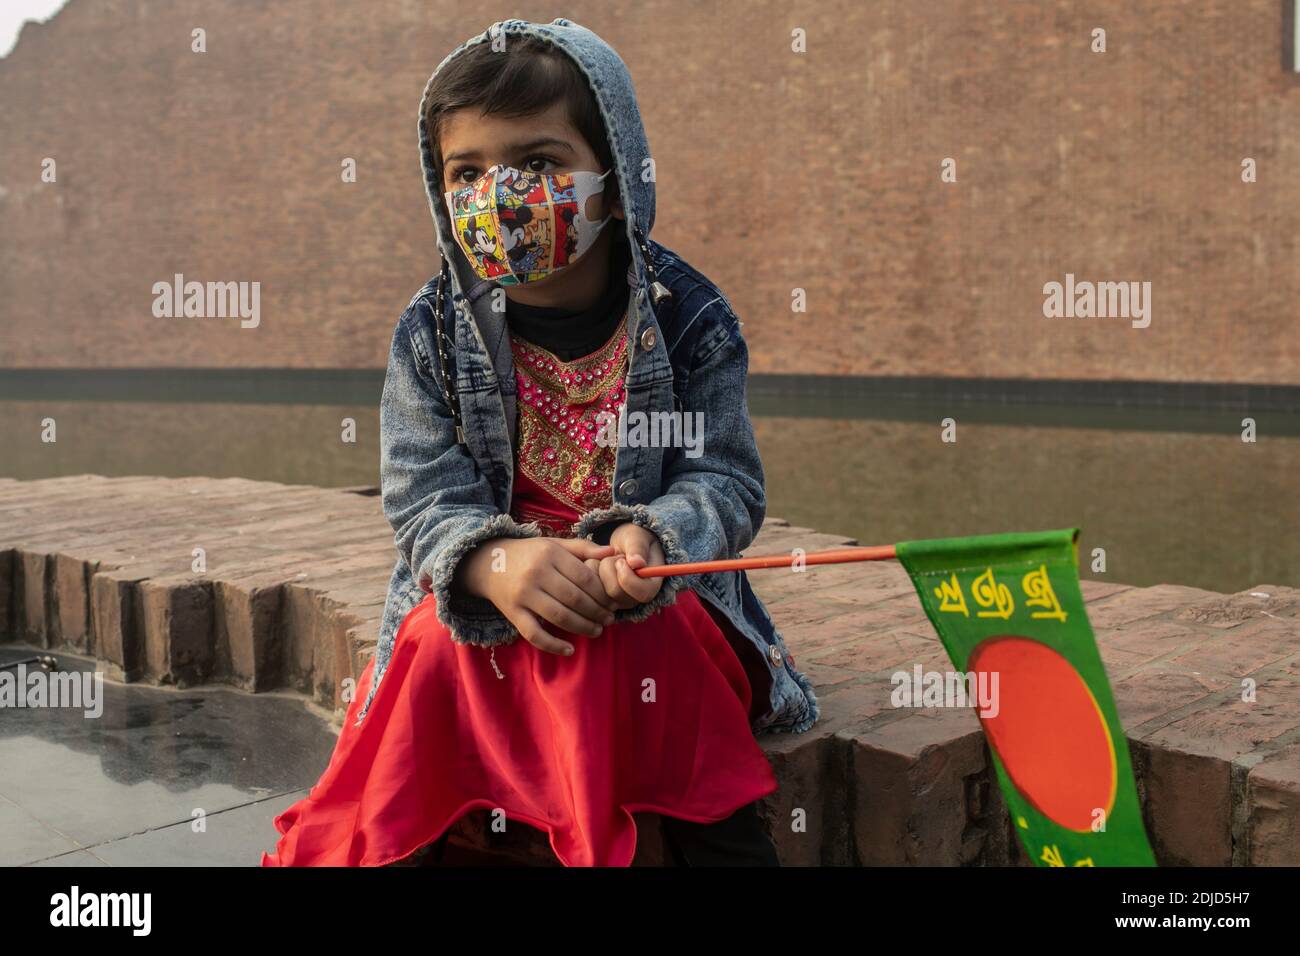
[583,557,612,598]
[599,558,639,609]
[531,590,608,638]
[509,606,574,656]
[598,561,634,606]
[596,558,624,603]
[554,538,618,562]
[625,538,665,571]
[616,556,661,603]
[556,551,620,612]
[548,561,618,622]
[622,532,652,565]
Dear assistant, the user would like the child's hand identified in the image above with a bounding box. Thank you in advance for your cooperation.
[455,536,619,656]
[592,523,666,610]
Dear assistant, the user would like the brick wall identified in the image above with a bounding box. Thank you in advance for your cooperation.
[2,0,1298,383]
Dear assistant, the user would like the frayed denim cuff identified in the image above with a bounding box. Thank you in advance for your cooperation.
[419,511,547,646]
[572,503,689,623]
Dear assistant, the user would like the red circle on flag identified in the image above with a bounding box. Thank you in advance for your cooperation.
[967,636,1117,832]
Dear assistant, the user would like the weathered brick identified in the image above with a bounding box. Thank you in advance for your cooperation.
[804,625,935,674]
[0,549,13,641]
[847,708,986,865]
[1144,677,1300,763]
[17,551,50,647]
[90,567,149,682]
[1112,668,1227,730]
[1244,743,1300,866]
[1097,619,1212,668]
[1176,586,1300,629]
[1135,741,1233,866]
[758,732,835,865]
[212,574,287,692]
[1087,584,1224,630]
[1166,619,1297,678]
[52,554,95,654]
[808,674,899,730]
[139,576,215,686]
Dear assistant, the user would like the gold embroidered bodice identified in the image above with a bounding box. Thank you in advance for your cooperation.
[509,320,629,533]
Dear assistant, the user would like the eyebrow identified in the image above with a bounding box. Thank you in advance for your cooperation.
[443,137,577,165]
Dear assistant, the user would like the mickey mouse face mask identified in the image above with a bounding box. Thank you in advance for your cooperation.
[444,164,614,285]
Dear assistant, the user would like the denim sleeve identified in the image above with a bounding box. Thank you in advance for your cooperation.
[572,304,766,623]
[379,306,546,646]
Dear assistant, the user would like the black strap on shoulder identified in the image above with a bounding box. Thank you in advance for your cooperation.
[429,264,466,447]
[632,224,672,308]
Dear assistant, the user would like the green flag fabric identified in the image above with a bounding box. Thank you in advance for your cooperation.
[895,528,1156,867]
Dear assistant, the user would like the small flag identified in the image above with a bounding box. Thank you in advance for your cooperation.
[896,528,1155,867]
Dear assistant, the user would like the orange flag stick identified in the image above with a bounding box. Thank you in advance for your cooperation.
[632,545,898,578]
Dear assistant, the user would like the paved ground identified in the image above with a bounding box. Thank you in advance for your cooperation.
[0,643,326,866]
[0,642,516,866]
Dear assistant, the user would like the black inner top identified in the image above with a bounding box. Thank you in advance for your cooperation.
[504,237,632,361]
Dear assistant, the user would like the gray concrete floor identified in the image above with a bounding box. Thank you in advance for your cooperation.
[0,643,338,866]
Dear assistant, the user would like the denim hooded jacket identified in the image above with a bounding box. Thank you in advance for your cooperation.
[356,17,820,736]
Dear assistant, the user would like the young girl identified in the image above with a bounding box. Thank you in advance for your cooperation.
[261,17,819,868]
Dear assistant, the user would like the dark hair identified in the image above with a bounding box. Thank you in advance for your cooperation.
[424,36,614,188]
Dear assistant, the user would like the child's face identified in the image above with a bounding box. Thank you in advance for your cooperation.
[439,100,623,227]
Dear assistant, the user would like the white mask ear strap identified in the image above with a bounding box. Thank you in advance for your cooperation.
[599,168,616,224]
[571,168,615,226]
[591,170,614,228]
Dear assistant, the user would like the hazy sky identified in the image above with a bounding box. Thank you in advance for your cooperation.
[1,0,71,58]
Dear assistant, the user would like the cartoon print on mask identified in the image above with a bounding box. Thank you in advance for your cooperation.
[498,166,542,206]
[499,203,545,275]
[556,206,578,268]
[457,212,508,280]
[463,218,497,257]
[445,163,614,286]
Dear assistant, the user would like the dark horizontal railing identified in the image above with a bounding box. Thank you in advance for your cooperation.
[1,370,1297,435]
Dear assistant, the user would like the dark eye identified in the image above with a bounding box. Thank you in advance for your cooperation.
[451,166,480,186]
[524,155,559,174]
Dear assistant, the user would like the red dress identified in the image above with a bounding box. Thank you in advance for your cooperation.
[260,321,778,867]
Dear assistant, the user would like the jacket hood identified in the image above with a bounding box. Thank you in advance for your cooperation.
[418,17,656,304]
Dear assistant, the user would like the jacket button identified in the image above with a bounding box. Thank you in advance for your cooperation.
[639,327,657,351]
[618,478,639,498]
[767,644,783,667]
